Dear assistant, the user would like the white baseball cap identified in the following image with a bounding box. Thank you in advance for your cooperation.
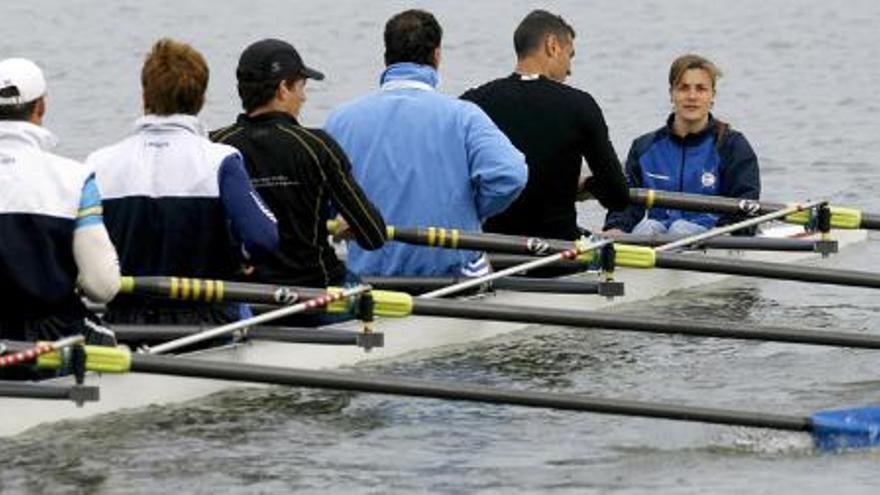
[0,58,47,105]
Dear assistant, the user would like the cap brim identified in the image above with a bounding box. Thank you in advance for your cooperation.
[302,66,325,81]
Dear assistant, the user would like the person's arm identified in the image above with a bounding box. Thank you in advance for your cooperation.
[603,141,646,232]
[463,103,528,220]
[577,95,630,211]
[310,130,387,251]
[717,133,761,232]
[217,153,280,254]
[73,175,121,302]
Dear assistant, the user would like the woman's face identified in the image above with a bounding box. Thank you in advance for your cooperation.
[671,68,714,128]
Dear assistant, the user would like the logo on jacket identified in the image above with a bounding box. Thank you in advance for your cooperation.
[701,172,716,188]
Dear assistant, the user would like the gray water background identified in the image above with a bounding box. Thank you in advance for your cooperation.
[2,0,880,493]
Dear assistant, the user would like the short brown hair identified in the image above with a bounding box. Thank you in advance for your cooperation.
[668,54,722,90]
[141,38,209,115]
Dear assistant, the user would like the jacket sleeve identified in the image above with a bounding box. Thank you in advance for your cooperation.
[217,153,280,255]
[73,175,121,303]
[603,141,645,232]
[577,96,630,211]
[717,132,761,233]
[462,103,528,220]
[313,130,387,251]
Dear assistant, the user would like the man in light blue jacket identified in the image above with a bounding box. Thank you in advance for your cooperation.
[325,9,527,277]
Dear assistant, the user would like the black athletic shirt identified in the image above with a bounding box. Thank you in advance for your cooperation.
[212,112,386,287]
[462,74,629,240]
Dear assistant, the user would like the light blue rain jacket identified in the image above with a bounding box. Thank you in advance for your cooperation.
[325,63,527,276]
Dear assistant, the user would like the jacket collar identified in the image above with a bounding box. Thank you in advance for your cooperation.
[665,113,718,144]
[0,120,58,151]
[379,63,440,91]
[237,111,299,126]
[134,113,206,136]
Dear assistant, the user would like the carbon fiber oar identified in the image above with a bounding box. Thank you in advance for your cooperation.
[45,351,874,452]
[630,188,880,230]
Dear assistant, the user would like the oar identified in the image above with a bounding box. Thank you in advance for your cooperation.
[363,275,615,295]
[630,188,879,230]
[40,350,880,451]
[120,277,413,318]
[111,324,368,346]
[652,200,825,252]
[142,284,373,355]
[0,335,85,368]
[418,238,611,299]
[406,297,880,350]
[608,233,833,253]
[0,381,99,403]
[652,253,880,289]
[487,244,880,291]
[125,277,880,350]
[330,221,831,254]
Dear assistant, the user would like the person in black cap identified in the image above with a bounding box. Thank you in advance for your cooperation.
[211,39,386,307]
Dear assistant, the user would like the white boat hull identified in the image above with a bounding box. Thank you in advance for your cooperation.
[0,228,868,437]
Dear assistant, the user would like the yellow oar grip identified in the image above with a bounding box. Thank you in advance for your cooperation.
[613,244,657,269]
[119,276,224,302]
[37,345,132,374]
[325,288,414,318]
[327,219,341,234]
[645,189,656,209]
[785,205,862,230]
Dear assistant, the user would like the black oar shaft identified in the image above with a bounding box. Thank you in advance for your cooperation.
[112,325,360,345]
[410,299,880,350]
[130,354,809,432]
[656,253,880,289]
[392,225,823,254]
[488,254,585,272]
[630,188,785,216]
[859,213,880,230]
[611,234,823,252]
[631,188,880,231]
[364,276,601,294]
[0,382,99,402]
[124,277,326,305]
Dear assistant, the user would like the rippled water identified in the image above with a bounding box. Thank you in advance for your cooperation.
[3,0,880,493]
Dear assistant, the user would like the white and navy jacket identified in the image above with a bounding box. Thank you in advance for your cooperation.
[88,114,279,284]
[0,121,94,322]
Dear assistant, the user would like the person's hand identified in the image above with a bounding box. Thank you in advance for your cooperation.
[576,176,594,201]
[602,228,626,237]
[331,216,354,242]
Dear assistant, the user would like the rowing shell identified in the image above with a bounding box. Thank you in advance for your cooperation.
[0,227,868,437]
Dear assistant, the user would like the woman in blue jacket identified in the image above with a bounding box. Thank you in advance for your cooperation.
[604,54,760,235]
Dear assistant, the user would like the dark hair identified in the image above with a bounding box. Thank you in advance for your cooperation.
[384,9,443,66]
[513,10,576,58]
[141,38,209,116]
[237,77,299,113]
[0,100,37,121]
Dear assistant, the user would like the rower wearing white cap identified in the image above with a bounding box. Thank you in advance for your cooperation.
[0,58,120,346]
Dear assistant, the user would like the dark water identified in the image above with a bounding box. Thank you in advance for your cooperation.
[3,0,880,493]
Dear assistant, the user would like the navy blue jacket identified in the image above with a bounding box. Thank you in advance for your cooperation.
[604,115,760,233]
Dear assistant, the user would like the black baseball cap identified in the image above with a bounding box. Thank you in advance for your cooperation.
[236,38,325,82]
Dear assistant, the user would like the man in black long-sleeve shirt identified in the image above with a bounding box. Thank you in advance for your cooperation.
[212,39,386,289]
[462,10,629,240]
